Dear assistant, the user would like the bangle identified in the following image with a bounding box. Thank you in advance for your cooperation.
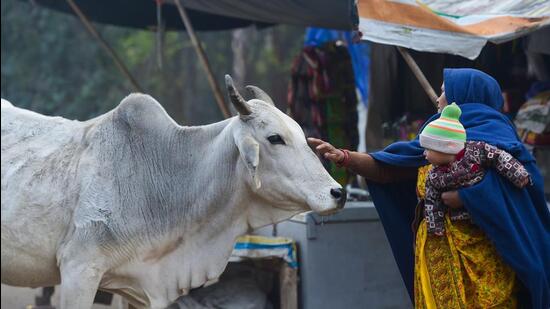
[336,149,351,168]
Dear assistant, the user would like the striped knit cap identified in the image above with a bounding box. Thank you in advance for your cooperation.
[420,103,466,154]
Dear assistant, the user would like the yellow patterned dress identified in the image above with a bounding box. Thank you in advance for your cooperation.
[414,165,518,309]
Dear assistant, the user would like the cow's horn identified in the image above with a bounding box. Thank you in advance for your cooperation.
[245,85,274,106]
[225,74,251,115]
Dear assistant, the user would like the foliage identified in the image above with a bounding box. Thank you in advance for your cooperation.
[1,0,305,124]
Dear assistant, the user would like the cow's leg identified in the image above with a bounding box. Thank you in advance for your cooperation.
[58,260,104,309]
[57,237,107,309]
[35,286,55,305]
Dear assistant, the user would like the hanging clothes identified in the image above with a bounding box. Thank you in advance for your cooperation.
[288,40,359,185]
[515,82,550,147]
[303,28,370,106]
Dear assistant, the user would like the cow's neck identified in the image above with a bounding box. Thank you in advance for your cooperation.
[110,118,255,305]
[113,116,249,247]
[126,116,299,251]
[172,117,248,228]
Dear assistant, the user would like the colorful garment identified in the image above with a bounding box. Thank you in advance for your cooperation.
[424,141,531,236]
[415,165,518,309]
[288,41,358,185]
[514,84,550,147]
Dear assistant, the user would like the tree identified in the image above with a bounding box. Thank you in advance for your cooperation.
[2,0,305,124]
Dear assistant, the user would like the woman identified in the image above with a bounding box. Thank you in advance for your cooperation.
[309,69,550,308]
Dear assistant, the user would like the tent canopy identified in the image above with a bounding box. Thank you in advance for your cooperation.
[358,0,550,59]
[34,0,357,31]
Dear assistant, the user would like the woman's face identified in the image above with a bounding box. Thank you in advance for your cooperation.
[437,83,448,113]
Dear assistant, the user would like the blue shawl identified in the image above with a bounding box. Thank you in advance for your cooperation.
[368,68,550,308]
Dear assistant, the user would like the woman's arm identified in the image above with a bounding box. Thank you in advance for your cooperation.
[346,151,418,183]
[307,138,417,183]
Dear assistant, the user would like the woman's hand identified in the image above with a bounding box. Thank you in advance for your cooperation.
[442,191,463,208]
[307,138,344,163]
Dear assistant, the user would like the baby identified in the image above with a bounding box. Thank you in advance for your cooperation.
[419,103,531,236]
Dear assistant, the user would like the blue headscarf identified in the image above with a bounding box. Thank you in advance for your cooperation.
[368,68,550,308]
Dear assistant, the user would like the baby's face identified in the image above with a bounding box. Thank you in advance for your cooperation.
[423,149,456,166]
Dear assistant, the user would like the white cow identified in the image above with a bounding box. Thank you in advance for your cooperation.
[1,75,345,309]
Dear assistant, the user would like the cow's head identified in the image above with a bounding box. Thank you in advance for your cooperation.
[225,75,345,220]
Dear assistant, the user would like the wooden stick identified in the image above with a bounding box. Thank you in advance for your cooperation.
[279,262,298,309]
[156,0,164,70]
[65,0,143,92]
[174,0,232,119]
[396,46,438,108]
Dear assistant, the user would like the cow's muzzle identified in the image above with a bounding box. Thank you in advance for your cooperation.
[330,187,347,209]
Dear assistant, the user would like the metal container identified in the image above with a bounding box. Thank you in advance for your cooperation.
[255,201,412,309]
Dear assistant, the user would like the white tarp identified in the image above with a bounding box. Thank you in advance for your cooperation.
[358,0,550,59]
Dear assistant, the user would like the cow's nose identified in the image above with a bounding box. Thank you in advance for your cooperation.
[330,188,347,208]
[330,188,343,199]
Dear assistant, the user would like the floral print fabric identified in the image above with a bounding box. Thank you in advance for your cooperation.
[414,165,517,308]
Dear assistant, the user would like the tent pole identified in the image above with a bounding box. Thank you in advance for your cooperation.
[156,0,164,70]
[396,47,438,108]
[174,0,232,119]
[65,0,143,92]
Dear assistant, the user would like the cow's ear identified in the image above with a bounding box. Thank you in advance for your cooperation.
[235,135,261,190]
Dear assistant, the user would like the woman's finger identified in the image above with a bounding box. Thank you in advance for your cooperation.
[316,143,334,153]
[325,153,340,162]
[307,137,324,147]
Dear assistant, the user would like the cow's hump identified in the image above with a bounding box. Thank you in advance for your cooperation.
[113,93,175,132]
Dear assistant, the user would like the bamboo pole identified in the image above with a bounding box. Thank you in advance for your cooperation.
[156,0,164,69]
[65,0,143,92]
[396,46,438,108]
[174,0,232,119]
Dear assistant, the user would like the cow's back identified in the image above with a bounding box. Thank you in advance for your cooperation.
[1,100,87,287]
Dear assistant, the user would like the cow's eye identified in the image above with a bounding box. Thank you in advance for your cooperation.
[267,134,285,145]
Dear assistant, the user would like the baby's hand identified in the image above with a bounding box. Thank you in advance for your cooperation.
[307,138,345,163]
[518,176,532,188]
[441,191,463,208]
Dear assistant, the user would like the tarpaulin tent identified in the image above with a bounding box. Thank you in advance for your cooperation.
[34,0,357,31]
[358,0,550,60]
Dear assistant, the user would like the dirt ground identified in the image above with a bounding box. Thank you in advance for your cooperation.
[1,284,125,309]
